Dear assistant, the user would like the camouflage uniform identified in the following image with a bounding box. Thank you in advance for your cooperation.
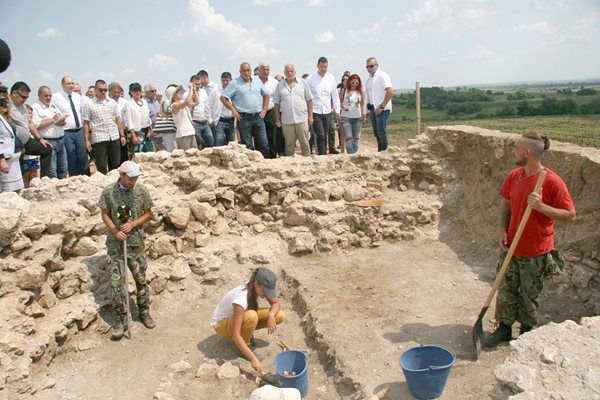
[494,249,565,328]
[98,181,153,319]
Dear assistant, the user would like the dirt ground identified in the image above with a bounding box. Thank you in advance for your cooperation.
[23,132,516,400]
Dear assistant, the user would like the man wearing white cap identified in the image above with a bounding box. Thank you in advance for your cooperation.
[98,160,155,340]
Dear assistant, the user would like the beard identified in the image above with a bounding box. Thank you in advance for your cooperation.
[514,155,527,166]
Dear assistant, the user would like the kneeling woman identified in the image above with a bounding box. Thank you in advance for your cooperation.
[210,268,285,372]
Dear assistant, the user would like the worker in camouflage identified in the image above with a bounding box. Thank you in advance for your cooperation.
[99,160,154,340]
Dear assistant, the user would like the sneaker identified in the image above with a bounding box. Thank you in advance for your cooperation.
[484,323,512,347]
[249,336,257,349]
[519,324,536,335]
[139,311,156,329]
[111,320,125,340]
[328,148,339,154]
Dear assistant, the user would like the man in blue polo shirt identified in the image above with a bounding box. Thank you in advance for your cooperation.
[220,62,269,158]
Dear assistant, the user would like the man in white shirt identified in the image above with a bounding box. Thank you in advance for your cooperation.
[197,70,218,97]
[188,74,214,149]
[365,57,393,152]
[258,62,280,158]
[307,57,341,155]
[208,72,235,146]
[82,79,125,174]
[32,86,68,179]
[52,76,88,176]
[273,64,313,157]
[108,82,130,161]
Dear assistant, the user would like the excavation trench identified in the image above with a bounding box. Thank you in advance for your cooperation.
[1,126,599,399]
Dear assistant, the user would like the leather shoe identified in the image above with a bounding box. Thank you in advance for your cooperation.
[139,311,156,329]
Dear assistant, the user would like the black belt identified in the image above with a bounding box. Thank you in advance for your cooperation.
[64,128,81,132]
[239,112,260,118]
[193,120,208,125]
[220,116,234,121]
[46,136,64,140]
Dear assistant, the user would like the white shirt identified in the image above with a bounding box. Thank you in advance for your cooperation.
[81,97,120,144]
[273,78,313,125]
[202,81,218,97]
[365,69,393,112]
[210,284,248,326]
[190,89,211,123]
[207,84,233,123]
[52,89,82,130]
[124,98,152,131]
[115,97,127,127]
[260,76,279,110]
[171,103,196,138]
[32,102,65,139]
[307,71,340,115]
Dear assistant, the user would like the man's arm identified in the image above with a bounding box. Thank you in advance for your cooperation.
[83,120,92,152]
[116,116,126,146]
[528,192,576,223]
[499,198,511,251]
[220,96,240,121]
[119,208,152,234]
[260,94,269,119]
[307,99,314,126]
[376,87,393,115]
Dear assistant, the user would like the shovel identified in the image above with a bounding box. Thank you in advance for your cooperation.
[472,170,546,359]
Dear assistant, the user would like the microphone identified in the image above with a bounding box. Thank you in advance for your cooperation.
[0,39,12,74]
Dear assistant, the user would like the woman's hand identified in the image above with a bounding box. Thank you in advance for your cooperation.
[0,158,9,174]
[267,314,277,334]
[251,355,263,373]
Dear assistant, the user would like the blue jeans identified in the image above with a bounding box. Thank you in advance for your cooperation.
[64,129,87,176]
[237,114,269,158]
[369,109,390,151]
[193,122,214,149]
[46,137,68,179]
[215,118,235,146]
[342,117,361,154]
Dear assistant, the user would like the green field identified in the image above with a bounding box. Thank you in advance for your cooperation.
[386,115,600,148]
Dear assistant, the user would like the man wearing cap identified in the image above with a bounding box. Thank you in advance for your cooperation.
[211,267,285,373]
[99,160,155,340]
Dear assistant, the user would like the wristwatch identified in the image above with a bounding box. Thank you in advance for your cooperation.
[378,105,385,110]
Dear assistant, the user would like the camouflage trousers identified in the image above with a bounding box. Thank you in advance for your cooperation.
[107,242,150,317]
[495,249,565,327]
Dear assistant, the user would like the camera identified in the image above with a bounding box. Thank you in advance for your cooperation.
[0,97,8,107]
[366,103,375,111]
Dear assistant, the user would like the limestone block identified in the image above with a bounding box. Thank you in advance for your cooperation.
[217,361,240,379]
[14,266,46,291]
[288,232,316,255]
[38,283,58,309]
[69,237,99,256]
[170,258,191,281]
[571,264,595,288]
[64,303,98,330]
[194,190,217,203]
[237,211,261,226]
[170,360,192,374]
[21,218,46,240]
[191,203,219,223]
[56,277,80,299]
[0,208,21,247]
[24,303,45,318]
[195,362,219,378]
[494,362,536,393]
[167,206,191,230]
[284,206,307,226]
[219,190,236,209]
[195,233,210,247]
[220,172,241,186]
[46,213,67,234]
[212,218,230,236]
[150,236,177,258]
[251,190,270,207]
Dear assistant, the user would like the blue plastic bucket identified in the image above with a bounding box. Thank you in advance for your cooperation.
[400,345,456,399]
[275,350,308,398]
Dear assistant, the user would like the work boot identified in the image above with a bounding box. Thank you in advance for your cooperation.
[139,310,156,329]
[111,316,127,341]
[328,147,339,154]
[519,324,536,335]
[484,323,512,347]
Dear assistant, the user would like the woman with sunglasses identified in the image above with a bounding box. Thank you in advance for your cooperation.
[339,74,365,154]
[0,89,24,192]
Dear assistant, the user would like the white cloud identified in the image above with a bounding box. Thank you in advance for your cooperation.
[187,0,278,59]
[37,27,63,38]
[122,68,136,75]
[100,28,121,37]
[306,0,325,6]
[147,54,178,70]
[97,72,117,80]
[347,23,381,43]
[513,21,550,32]
[469,45,497,60]
[458,7,496,24]
[315,31,335,44]
[406,0,456,32]
[254,0,289,4]
[38,69,55,81]
[263,26,276,33]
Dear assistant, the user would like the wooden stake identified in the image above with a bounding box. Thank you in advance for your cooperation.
[416,81,421,135]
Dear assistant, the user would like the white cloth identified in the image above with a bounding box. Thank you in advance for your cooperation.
[171,103,196,138]
[0,153,24,193]
[247,385,301,400]
[340,89,362,118]
[190,89,211,123]
[124,98,152,131]
[32,102,65,139]
[210,284,248,326]
[0,115,16,159]
[52,89,82,130]
[307,71,340,115]
[81,97,120,144]
[365,69,392,111]
[273,78,313,125]
[260,76,279,110]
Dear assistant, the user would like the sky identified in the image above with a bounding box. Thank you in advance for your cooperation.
[1,0,599,96]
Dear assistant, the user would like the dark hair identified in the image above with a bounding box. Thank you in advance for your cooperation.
[246,269,259,311]
[129,82,142,93]
[317,56,328,64]
[221,72,232,79]
[10,81,30,94]
[523,132,550,155]
[95,79,107,87]
[37,85,51,96]
[197,70,209,78]
[189,74,199,83]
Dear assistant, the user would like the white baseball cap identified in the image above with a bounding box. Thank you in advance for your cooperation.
[118,161,143,178]
[247,385,301,400]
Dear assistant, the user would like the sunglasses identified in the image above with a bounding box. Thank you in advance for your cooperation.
[96,88,108,92]
[366,64,376,68]
[16,92,29,100]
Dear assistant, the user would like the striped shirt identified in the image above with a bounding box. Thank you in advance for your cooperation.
[82,97,120,144]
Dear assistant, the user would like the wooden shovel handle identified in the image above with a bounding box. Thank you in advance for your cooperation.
[482,170,546,309]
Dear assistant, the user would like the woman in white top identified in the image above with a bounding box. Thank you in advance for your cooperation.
[0,93,24,192]
[166,83,197,151]
[339,74,365,154]
[124,82,153,155]
[210,268,285,373]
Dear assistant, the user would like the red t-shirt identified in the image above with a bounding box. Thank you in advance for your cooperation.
[500,167,574,257]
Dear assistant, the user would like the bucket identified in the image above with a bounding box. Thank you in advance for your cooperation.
[275,350,308,398]
[399,345,456,399]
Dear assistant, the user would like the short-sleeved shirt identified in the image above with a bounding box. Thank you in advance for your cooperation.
[81,97,120,144]
[98,181,153,247]
[210,284,248,326]
[500,167,574,257]
[220,76,266,114]
[273,78,313,125]
[365,69,393,111]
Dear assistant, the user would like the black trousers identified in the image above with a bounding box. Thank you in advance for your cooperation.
[22,138,52,178]
[312,113,331,155]
[91,139,121,174]
[263,108,277,159]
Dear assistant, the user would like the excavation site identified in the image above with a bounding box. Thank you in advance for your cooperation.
[0,126,599,400]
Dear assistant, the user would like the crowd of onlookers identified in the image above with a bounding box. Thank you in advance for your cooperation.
[0,56,393,193]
